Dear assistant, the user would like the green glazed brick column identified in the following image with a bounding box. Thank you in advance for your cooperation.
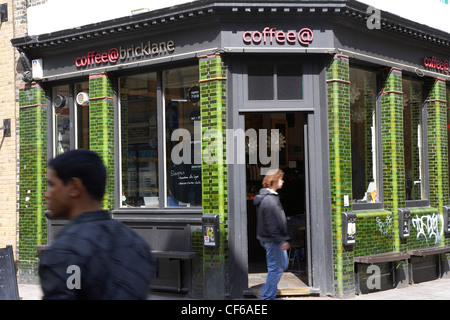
[89,73,115,211]
[190,226,204,299]
[18,83,48,281]
[199,53,228,299]
[326,54,354,298]
[426,78,448,246]
[380,68,405,252]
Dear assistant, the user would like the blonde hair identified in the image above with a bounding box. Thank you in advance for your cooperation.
[262,169,284,188]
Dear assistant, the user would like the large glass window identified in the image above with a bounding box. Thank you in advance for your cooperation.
[75,83,90,150]
[164,66,201,207]
[350,67,379,204]
[53,82,89,156]
[403,78,425,201]
[53,85,70,155]
[120,73,159,208]
[119,65,201,209]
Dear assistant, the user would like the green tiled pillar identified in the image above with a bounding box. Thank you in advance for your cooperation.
[426,78,448,246]
[326,54,354,298]
[380,68,405,251]
[89,73,115,211]
[18,83,48,282]
[199,53,228,299]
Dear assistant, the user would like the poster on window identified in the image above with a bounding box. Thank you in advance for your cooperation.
[167,161,202,206]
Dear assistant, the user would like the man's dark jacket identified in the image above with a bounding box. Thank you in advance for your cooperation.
[39,210,155,300]
[253,188,291,245]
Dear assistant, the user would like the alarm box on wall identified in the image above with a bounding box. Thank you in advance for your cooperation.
[202,214,220,248]
[342,212,356,245]
[398,208,411,238]
[443,206,450,234]
[32,59,43,80]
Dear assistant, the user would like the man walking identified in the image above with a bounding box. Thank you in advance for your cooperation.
[39,149,155,299]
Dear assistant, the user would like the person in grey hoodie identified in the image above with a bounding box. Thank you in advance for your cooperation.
[253,169,291,300]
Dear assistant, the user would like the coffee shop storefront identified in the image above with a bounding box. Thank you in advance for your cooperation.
[12,0,450,299]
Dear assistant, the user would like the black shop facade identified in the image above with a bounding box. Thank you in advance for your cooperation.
[12,0,450,299]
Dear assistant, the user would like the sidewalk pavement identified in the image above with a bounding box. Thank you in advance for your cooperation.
[345,277,450,300]
[284,277,450,300]
[16,277,450,300]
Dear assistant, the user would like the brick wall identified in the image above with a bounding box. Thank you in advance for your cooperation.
[328,60,450,296]
[88,73,115,211]
[426,78,449,235]
[326,54,354,298]
[0,0,28,264]
[18,84,47,282]
[199,53,228,298]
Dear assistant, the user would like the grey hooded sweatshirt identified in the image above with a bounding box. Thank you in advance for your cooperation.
[253,188,291,245]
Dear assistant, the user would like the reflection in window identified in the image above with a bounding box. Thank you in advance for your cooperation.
[75,83,89,150]
[248,64,274,100]
[120,73,159,208]
[53,85,70,156]
[164,66,201,207]
[248,64,303,101]
[350,67,379,203]
[403,78,424,201]
[277,64,303,100]
[53,82,89,156]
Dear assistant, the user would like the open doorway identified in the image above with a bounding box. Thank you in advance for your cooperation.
[244,112,310,290]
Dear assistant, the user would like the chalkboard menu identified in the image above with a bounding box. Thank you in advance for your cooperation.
[0,246,19,300]
[167,162,202,206]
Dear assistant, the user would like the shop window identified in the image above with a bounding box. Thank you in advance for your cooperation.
[120,73,159,208]
[248,64,274,100]
[75,83,90,150]
[53,85,70,155]
[350,67,380,205]
[248,64,303,101]
[164,66,201,207]
[403,78,425,201]
[277,64,303,100]
[447,86,450,198]
[53,82,89,156]
[119,66,201,209]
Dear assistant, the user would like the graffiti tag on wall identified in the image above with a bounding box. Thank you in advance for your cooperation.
[376,215,393,236]
[411,213,443,244]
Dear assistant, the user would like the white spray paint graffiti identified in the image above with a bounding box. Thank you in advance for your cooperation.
[411,213,443,244]
[376,215,393,236]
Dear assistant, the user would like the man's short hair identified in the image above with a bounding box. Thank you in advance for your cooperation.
[48,149,107,201]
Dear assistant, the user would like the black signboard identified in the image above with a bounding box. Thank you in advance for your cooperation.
[168,162,202,206]
[0,246,19,300]
[188,86,200,103]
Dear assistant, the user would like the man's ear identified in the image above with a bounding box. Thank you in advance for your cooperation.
[67,177,85,198]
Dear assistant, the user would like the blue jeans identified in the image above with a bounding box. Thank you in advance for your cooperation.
[259,241,288,300]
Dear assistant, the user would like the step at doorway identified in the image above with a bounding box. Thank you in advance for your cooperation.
[246,272,311,297]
